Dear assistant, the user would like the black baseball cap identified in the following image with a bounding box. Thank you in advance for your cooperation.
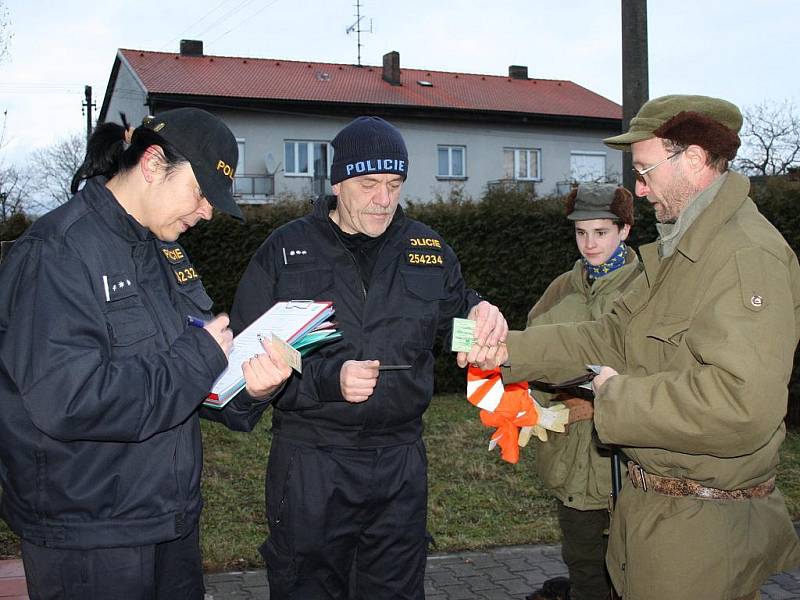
[140,108,244,221]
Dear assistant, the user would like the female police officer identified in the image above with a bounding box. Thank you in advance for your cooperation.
[0,108,290,599]
[526,183,640,600]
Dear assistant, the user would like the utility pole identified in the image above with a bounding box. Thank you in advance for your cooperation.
[82,85,96,146]
[621,0,649,192]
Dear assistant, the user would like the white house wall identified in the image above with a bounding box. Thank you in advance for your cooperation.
[216,110,621,203]
[104,61,149,129]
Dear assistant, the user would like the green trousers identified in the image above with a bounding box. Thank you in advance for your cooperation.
[557,502,610,600]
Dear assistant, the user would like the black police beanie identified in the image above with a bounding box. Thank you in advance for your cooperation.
[330,116,409,185]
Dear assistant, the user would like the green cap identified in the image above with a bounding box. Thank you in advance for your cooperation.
[603,94,743,152]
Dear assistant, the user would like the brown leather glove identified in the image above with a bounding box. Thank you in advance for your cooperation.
[555,394,594,425]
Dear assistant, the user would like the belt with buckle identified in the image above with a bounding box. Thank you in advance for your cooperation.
[626,462,775,500]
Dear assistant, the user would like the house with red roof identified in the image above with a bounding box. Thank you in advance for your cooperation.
[99,40,622,203]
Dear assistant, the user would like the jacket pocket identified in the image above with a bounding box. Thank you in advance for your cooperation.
[646,316,690,346]
[645,316,691,371]
[399,269,444,348]
[105,298,157,347]
[275,267,334,300]
[400,269,444,302]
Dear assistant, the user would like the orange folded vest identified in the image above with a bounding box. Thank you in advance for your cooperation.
[466,366,539,464]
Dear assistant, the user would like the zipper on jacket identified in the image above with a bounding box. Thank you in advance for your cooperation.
[326,219,367,302]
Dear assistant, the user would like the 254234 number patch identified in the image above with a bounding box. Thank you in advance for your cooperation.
[406,251,443,267]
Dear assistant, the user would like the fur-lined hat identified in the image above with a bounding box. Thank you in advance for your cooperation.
[565,182,634,227]
[603,94,742,160]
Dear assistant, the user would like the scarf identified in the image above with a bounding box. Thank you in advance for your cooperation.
[582,242,628,281]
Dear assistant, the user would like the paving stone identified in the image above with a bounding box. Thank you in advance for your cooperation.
[460,574,498,591]
[428,571,461,586]
[499,576,535,594]
[437,584,475,600]
[442,560,481,577]
[480,565,517,581]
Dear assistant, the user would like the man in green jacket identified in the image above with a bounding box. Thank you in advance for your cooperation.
[528,183,641,600]
[466,95,800,600]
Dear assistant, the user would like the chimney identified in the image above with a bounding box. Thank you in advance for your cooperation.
[508,65,528,80]
[180,39,204,57]
[382,51,401,86]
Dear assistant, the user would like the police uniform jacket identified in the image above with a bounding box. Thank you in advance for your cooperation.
[0,177,256,549]
[504,171,800,599]
[527,253,641,511]
[230,196,481,447]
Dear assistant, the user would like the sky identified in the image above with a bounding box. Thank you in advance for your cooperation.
[0,0,798,167]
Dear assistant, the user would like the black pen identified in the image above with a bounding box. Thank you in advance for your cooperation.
[378,364,412,371]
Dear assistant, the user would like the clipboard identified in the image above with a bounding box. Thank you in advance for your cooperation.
[203,300,335,409]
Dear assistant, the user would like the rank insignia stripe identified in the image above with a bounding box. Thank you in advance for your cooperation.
[282,247,315,265]
[102,273,137,302]
[405,251,444,267]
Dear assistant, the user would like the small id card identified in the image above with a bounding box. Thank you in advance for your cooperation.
[451,318,477,352]
[271,334,303,373]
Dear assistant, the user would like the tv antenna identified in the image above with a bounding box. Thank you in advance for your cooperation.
[345,0,372,66]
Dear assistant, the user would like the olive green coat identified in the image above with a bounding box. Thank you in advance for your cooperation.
[505,172,800,599]
[528,254,642,511]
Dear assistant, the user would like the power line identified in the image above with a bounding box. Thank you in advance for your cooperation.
[158,0,231,50]
[208,0,281,46]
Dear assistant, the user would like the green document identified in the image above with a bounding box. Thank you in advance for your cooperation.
[451,318,476,352]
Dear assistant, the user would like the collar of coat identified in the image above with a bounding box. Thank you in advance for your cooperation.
[639,170,750,279]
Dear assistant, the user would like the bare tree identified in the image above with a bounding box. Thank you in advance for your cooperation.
[736,100,800,177]
[0,111,32,223]
[0,164,31,223]
[0,0,11,64]
[29,133,85,208]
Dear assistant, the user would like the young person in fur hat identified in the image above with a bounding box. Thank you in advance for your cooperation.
[526,182,641,600]
[465,95,800,600]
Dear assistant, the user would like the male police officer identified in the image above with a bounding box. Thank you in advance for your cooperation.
[231,116,507,599]
[468,95,800,599]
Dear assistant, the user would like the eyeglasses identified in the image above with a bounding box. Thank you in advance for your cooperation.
[631,149,684,183]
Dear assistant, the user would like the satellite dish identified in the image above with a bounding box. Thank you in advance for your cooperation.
[264,153,276,175]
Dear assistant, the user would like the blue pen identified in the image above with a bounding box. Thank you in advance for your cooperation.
[186,315,206,328]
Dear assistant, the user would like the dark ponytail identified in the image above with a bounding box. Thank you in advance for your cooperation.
[70,113,188,194]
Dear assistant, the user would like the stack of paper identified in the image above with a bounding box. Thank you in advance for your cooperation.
[203,301,341,409]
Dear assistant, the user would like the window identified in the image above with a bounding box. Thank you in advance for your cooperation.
[437,145,466,178]
[503,148,541,181]
[284,141,332,177]
[570,151,607,182]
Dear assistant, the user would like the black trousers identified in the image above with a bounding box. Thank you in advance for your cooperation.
[261,434,428,600]
[557,502,611,600]
[21,523,204,600]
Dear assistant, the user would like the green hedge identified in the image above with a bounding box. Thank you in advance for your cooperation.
[180,190,595,392]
